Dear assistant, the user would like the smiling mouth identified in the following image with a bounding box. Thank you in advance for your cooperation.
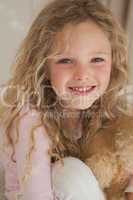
[68,86,96,96]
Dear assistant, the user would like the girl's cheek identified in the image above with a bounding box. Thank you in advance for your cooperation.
[94,64,110,74]
[49,66,62,79]
[93,64,111,84]
[102,62,111,73]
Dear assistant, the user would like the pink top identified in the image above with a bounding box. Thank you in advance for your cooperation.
[0,105,55,200]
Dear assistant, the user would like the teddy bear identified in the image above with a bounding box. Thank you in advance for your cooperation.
[83,112,133,200]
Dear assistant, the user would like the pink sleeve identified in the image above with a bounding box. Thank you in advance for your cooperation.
[13,107,54,200]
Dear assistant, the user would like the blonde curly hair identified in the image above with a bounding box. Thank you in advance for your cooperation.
[0,0,130,182]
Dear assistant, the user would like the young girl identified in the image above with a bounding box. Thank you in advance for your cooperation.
[0,0,133,199]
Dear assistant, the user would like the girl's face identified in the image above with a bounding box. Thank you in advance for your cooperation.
[48,21,112,111]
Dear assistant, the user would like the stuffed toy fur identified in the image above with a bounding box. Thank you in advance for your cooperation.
[84,112,133,200]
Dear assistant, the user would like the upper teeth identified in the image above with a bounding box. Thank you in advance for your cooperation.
[71,86,93,92]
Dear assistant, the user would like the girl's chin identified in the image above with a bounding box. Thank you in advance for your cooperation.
[60,101,95,111]
[69,104,92,110]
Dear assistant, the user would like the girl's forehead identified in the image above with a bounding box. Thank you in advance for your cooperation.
[53,22,111,55]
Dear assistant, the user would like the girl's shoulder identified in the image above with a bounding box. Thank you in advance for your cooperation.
[0,104,41,141]
[18,103,41,120]
[0,104,51,154]
[0,103,41,128]
[0,104,39,150]
[13,104,51,142]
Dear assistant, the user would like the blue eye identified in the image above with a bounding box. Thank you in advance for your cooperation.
[57,58,72,64]
[91,57,105,63]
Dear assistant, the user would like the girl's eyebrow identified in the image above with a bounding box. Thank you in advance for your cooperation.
[91,51,111,55]
[53,52,110,58]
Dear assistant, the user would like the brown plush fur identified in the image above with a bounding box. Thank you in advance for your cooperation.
[82,112,133,200]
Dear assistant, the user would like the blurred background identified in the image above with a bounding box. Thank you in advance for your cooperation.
[0,0,133,84]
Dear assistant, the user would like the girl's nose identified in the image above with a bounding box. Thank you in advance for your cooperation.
[73,64,94,81]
